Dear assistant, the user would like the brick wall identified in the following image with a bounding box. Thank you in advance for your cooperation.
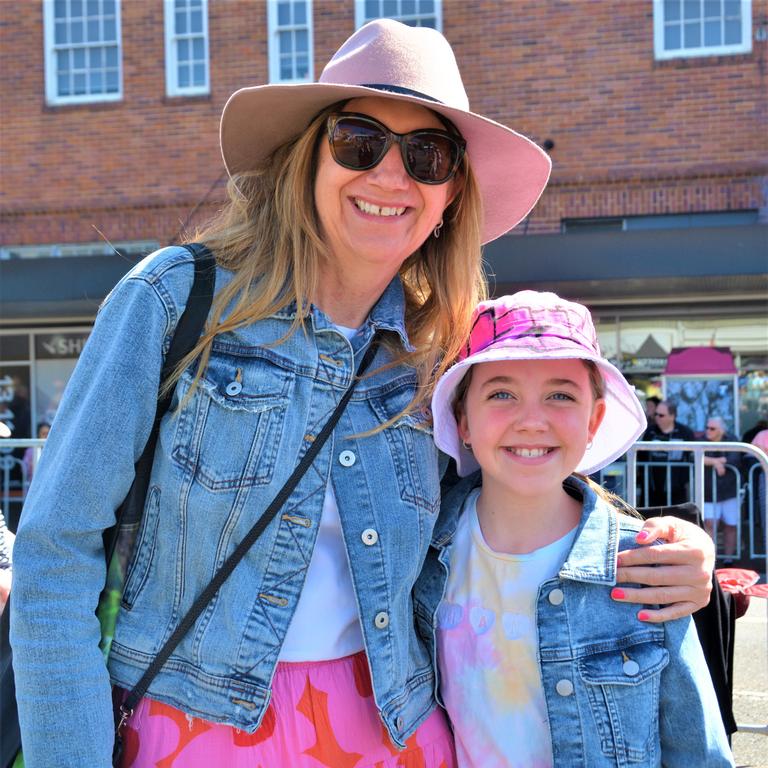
[1,0,765,245]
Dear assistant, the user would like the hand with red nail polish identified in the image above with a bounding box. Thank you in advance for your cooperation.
[615,515,714,623]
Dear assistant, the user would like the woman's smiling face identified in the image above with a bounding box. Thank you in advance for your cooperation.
[457,358,606,504]
[314,96,456,282]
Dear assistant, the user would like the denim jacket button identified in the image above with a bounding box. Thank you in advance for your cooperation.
[555,679,574,697]
[623,659,640,676]
[225,381,242,396]
[374,611,389,629]
[339,450,356,467]
[362,528,379,546]
[548,588,564,606]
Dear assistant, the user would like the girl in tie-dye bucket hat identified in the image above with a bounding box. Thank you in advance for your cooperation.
[426,290,733,768]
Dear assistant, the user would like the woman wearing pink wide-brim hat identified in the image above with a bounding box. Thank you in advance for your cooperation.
[12,19,714,766]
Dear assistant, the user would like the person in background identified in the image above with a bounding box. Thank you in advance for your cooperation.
[641,399,695,506]
[0,508,12,616]
[0,421,12,615]
[22,422,50,487]
[749,429,768,534]
[741,416,768,445]
[644,394,661,425]
[703,417,742,564]
[421,291,732,767]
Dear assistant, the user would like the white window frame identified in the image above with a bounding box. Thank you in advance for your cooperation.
[164,0,210,97]
[266,1,314,84]
[653,0,752,60]
[354,0,442,31]
[43,0,123,106]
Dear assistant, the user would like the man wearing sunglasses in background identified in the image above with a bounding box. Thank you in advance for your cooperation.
[641,399,696,507]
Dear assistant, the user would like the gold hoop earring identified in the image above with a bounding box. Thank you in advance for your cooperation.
[433,218,444,239]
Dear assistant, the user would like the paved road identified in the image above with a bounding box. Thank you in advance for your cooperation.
[731,595,768,768]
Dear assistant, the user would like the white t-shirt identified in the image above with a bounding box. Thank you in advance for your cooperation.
[437,489,577,768]
[278,323,365,661]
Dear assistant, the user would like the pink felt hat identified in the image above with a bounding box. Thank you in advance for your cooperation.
[432,291,647,476]
[220,18,551,244]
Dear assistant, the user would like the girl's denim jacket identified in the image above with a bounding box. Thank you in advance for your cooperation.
[11,247,443,765]
[414,475,734,767]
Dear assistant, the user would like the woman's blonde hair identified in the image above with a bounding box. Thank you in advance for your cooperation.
[167,100,487,419]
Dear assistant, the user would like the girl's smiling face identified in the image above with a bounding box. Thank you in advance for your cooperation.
[457,358,606,504]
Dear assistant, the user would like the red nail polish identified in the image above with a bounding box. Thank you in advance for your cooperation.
[636,530,649,542]
[638,611,650,621]
[611,588,625,600]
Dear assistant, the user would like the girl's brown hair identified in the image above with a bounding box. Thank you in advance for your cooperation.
[166,102,487,420]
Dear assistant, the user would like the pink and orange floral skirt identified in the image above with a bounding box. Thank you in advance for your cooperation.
[117,652,455,767]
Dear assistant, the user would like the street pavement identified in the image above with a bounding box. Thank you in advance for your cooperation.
[731,594,768,768]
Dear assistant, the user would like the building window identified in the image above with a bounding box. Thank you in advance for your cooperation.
[355,0,441,29]
[43,0,122,105]
[653,0,752,60]
[164,0,210,96]
[267,1,313,83]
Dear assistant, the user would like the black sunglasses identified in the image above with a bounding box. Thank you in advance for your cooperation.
[326,112,466,185]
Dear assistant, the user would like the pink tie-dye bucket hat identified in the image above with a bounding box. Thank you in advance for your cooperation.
[432,290,646,476]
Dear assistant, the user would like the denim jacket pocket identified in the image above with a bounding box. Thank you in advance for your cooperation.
[579,641,669,763]
[171,360,292,493]
[369,388,440,515]
[122,485,162,609]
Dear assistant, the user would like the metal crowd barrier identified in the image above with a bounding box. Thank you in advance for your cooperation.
[0,438,46,525]
[625,441,768,739]
[597,446,768,561]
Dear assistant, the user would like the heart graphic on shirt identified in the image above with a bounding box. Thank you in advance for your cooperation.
[469,606,495,635]
[436,602,463,630]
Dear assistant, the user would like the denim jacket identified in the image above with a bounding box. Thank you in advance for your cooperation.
[414,475,734,767]
[11,246,442,766]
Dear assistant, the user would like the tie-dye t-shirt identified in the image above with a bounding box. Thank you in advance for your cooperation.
[437,489,577,768]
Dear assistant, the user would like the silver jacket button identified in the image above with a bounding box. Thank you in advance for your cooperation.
[555,679,574,697]
[225,381,242,396]
[339,450,356,467]
[623,659,640,676]
[548,588,564,606]
[361,528,379,546]
[374,611,389,629]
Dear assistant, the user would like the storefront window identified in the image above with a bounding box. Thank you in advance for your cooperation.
[0,328,90,437]
[34,332,90,426]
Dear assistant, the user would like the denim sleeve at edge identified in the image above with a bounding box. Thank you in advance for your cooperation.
[10,250,192,767]
[659,615,735,767]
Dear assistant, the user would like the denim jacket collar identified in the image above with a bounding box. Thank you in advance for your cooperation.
[269,275,415,352]
[435,473,621,588]
[558,476,619,586]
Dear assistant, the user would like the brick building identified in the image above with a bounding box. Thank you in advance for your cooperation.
[1,0,767,441]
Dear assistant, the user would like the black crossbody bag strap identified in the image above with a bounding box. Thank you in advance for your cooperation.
[102,243,216,565]
[113,335,381,762]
